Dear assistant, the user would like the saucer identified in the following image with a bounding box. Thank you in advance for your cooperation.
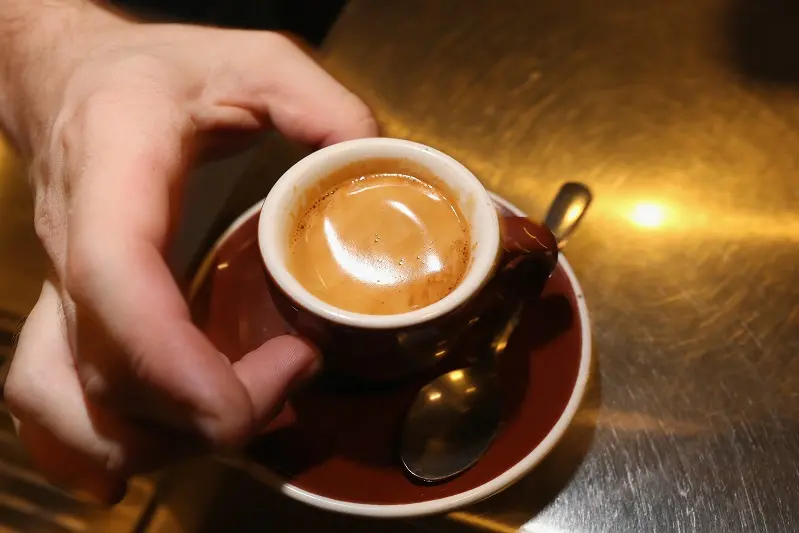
[189,193,592,518]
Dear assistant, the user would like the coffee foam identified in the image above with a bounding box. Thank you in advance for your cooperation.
[286,161,471,315]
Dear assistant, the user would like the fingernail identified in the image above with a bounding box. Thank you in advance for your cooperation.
[290,335,323,383]
[307,351,323,377]
[297,351,323,391]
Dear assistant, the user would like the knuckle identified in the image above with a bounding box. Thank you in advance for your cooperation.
[30,171,68,266]
[208,418,251,450]
[71,89,121,134]
[71,318,134,408]
[201,399,253,450]
[32,200,63,248]
[77,364,113,405]
[259,31,299,54]
[4,358,37,422]
[4,375,26,421]
[235,32,308,81]
[76,355,144,415]
[32,208,52,243]
[63,235,98,302]
[350,104,379,136]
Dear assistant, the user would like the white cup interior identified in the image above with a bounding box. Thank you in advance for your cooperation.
[258,138,500,329]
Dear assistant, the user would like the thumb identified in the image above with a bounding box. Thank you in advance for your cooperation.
[233,336,321,429]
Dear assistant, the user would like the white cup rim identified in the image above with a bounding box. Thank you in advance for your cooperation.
[258,138,500,329]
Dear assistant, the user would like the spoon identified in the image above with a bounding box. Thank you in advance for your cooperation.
[400,182,593,483]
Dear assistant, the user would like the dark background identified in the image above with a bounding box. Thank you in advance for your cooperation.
[113,0,348,45]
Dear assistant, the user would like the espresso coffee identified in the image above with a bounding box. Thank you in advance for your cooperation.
[287,160,471,315]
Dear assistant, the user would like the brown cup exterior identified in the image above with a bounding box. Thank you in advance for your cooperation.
[266,206,558,382]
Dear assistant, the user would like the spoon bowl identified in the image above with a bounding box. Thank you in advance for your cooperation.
[400,367,501,483]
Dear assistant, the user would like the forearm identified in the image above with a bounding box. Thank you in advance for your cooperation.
[0,0,112,153]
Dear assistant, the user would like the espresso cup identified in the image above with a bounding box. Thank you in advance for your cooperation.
[258,138,557,381]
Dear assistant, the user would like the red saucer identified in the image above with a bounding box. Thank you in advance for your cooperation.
[189,195,591,517]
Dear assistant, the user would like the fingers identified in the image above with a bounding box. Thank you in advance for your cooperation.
[7,282,125,474]
[18,32,349,492]
[233,336,320,428]
[13,23,368,502]
[63,94,319,446]
[205,32,379,147]
[16,421,127,504]
[64,95,250,443]
[6,281,138,502]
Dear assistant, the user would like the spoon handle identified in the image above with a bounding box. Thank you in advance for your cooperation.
[544,182,593,249]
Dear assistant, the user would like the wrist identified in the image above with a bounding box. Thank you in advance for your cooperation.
[0,1,122,154]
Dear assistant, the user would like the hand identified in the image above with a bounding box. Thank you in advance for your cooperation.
[4,6,377,503]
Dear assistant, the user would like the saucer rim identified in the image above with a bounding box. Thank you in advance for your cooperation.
[193,193,592,519]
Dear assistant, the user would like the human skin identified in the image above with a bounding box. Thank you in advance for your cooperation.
[0,0,378,503]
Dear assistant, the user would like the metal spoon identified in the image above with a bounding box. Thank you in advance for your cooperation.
[400,182,593,483]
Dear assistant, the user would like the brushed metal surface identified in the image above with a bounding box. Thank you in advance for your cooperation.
[318,0,799,531]
[2,0,799,531]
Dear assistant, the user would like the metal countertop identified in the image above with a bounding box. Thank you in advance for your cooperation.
[1,0,798,531]
[318,1,798,531]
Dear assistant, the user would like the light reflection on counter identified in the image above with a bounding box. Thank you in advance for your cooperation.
[521,523,571,533]
[629,201,668,229]
[595,196,799,241]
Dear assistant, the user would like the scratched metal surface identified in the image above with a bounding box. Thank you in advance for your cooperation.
[320,0,799,531]
[2,0,799,531]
